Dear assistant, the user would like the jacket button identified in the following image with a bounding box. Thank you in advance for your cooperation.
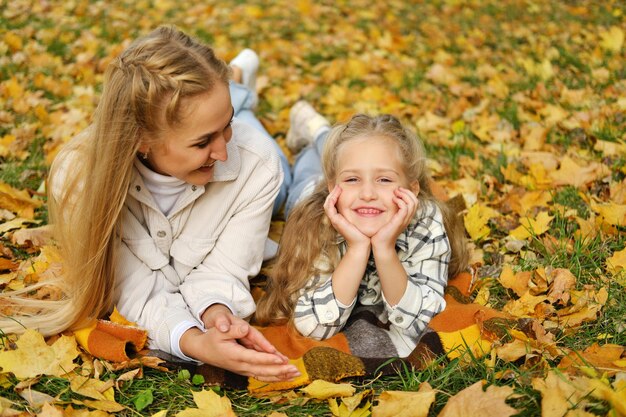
[395,316,404,324]
[191,185,197,191]
[325,311,334,320]
[135,185,141,192]
[156,230,166,238]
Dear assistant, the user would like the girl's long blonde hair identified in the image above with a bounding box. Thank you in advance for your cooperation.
[0,26,230,335]
[255,114,468,326]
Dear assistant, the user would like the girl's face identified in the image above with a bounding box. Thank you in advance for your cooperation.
[330,135,415,237]
[141,83,234,186]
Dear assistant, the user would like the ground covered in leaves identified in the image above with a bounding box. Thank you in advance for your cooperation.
[1,0,625,416]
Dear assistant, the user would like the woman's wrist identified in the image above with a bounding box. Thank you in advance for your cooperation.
[179,327,204,359]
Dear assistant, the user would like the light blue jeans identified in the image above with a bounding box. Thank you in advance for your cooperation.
[230,81,291,216]
[285,128,330,218]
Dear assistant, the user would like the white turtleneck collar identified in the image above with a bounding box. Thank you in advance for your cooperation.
[134,158,188,216]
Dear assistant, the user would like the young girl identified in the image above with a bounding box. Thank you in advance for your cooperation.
[256,102,468,356]
[0,26,298,382]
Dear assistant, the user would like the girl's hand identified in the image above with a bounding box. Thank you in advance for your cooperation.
[324,185,370,250]
[180,326,300,382]
[372,187,418,251]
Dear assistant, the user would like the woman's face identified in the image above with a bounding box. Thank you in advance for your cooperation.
[141,83,234,186]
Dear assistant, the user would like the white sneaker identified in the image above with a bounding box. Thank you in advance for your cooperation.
[286,100,330,154]
[230,49,259,105]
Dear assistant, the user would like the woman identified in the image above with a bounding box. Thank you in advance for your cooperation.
[0,26,298,382]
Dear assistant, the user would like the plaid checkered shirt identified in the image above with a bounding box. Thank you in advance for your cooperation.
[294,199,451,352]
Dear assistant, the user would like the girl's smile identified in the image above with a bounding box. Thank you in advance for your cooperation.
[331,135,413,237]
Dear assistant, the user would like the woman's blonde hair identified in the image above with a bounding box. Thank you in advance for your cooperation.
[0,26,230,335]
[255,114,468,325]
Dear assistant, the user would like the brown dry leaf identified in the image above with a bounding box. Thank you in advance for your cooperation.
[558,343,626,376]
[107,355,168,372]
[0,329,78,379]
[521,124,548,151]
[438,380,517,417]
[116,368,141,384]
[176,389,236,417]
[0,218,40,234]
[0,258,19,272]
[37,402,64,416]
[300,380,356,400]
[10,225,53,247]
[372,382,435,417]
[17,387,55,409]
[546,269,577,305]
[0,395,24,416]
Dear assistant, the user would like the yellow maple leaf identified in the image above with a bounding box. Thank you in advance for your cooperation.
[0,329,78,379]
[502,293,548,318]
[586,378,626,416]
[176,389,236,417]
[599,26,624,53]
[550,157,610,188]
[509,211,554,240]
[109,306,137,327]
[68,374,115,401]
[372,383,435,417]
[3,32,23,52]
[531,371,589,417]
[590,200,626,227]
[300,380,356,400]
[438,380,517,417]
[498,266,530,297]
[520,58,553,81]
[607,247,626,277]
[329,389,372,417]
[464,203,499,241]
[0,182,43,219]
[495,339,533,363]
[518,191,552,216]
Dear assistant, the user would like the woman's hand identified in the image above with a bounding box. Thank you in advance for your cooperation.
[180,326,301,382]
[324,185,370,250]
[371,187,418,252]
[201,304,287,358]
